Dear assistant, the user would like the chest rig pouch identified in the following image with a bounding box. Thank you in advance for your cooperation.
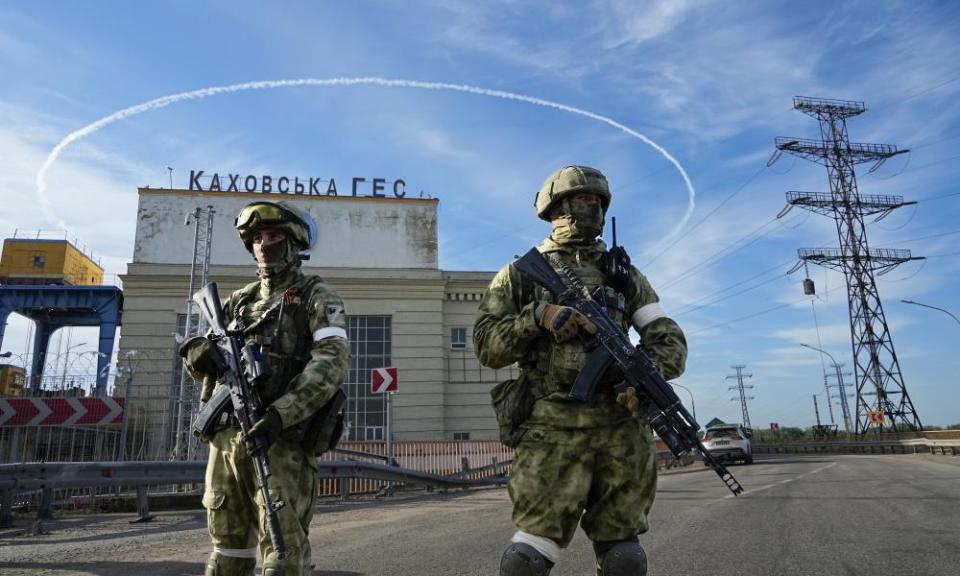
[525,251,631,397]
[233,276,346,455]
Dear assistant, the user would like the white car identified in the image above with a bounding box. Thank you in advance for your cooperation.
[701,425,753,465]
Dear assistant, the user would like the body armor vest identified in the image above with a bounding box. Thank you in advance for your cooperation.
[522,249,631,398]
[230,275,322,406]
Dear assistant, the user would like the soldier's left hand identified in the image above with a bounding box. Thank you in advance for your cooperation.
[616,386,641,414]
[247,408,283,448]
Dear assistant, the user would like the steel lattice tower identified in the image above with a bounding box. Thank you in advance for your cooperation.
[726,365,754,429]
[173,205,216,460]
[773,96,923,433]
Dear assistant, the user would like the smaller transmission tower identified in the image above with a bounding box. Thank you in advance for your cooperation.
[726,365,754,429]
[826,363,853,433]
[773,96,923,433]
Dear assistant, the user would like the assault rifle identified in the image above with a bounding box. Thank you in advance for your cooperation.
[193,282,289,558]
[514,248,744,496]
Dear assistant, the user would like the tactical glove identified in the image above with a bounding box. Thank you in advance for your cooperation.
[616,386,642,415]
[178,336,227,381]
[247,408,283,449]
[536,303,598,343]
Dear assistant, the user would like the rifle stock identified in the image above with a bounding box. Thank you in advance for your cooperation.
[514,248,744,496]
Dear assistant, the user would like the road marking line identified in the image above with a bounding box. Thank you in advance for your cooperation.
[723,462,837,500]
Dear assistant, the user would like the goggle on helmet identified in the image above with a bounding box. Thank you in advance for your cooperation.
[235,201,316,252]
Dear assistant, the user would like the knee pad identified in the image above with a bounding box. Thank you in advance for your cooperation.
[204,552,257,576]
[594,540,647,576]
[500,542,552,576]
[262,561,284,576]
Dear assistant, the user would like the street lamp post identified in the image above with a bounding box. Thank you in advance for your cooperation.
[800,343,853,433]
[670,382,698,426]
[901,300,960,327]
[60,342,87,389]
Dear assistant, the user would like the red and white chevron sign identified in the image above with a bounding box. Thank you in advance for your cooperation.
[0,397,125,427]
[371,367,398,394]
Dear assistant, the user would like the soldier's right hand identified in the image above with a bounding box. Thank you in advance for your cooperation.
[178,336,227,379]
[536,303,598,343]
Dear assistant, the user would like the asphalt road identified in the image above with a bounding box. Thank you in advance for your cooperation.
[1,454,958,575]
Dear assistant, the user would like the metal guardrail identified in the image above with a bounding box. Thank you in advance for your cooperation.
[0,459,508,528]
[754,439,960,457]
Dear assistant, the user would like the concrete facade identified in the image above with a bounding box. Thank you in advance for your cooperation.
[119,188,515,445]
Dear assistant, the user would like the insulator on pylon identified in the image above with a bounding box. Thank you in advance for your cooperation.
[803,278,816,295]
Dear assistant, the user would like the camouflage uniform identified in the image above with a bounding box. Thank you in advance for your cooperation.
[185,202,349,576]
[474,166,686,574]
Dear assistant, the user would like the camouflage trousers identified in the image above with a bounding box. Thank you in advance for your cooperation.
[508,419,657,547]
[202,427,318,576]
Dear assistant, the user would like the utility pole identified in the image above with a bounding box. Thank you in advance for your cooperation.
[773,96,923,433]
[813,394,822,427]
[726,364,754,430]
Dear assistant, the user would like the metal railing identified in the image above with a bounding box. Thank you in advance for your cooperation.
[0,456,510,527]
[753,435,960,457]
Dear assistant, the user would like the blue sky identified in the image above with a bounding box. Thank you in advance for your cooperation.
[1,1,959,427]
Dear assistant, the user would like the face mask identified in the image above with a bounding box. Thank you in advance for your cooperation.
[254,237,299,277]
[551,195,605,241]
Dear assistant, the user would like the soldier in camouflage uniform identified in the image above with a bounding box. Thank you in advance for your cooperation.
[474,166,687,576]
[181,201,349,576]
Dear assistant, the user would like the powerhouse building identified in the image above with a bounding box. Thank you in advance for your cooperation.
[119,185,516,449]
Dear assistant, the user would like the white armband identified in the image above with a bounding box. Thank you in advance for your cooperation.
[312,327,348,342]
[214,546,258,559]
[632,302,669,330]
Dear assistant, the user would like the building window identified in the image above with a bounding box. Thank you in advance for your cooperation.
[344,315,392,441]
[33,254,46,268]
[453,432,471,441]
[450,327,467,350]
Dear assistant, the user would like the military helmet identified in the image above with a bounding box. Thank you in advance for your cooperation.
[534,165,611,221]
[235,201,314,252]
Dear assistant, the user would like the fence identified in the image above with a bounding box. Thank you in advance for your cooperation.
[317,440,514,497]
[0,352,207,464]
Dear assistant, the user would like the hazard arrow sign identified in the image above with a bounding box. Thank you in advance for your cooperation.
[0,397,125,427]
[371,367,398,394]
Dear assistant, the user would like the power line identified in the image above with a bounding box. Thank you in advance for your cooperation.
[659,216,781,290]
[673,265,791,319]
[642,165,768,268]
[890,228,960,244]
[918,191,960,202]
[688,284,846,336]
[871,71,960,112]
[925,250,960,259]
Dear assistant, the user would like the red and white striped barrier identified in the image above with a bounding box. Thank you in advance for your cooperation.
[0,397,125,427]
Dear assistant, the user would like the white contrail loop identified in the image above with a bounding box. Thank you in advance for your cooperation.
[37,78,696,241]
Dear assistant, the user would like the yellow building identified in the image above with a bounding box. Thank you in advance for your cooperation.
[0,238,103,286]
[0,364,26,396]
